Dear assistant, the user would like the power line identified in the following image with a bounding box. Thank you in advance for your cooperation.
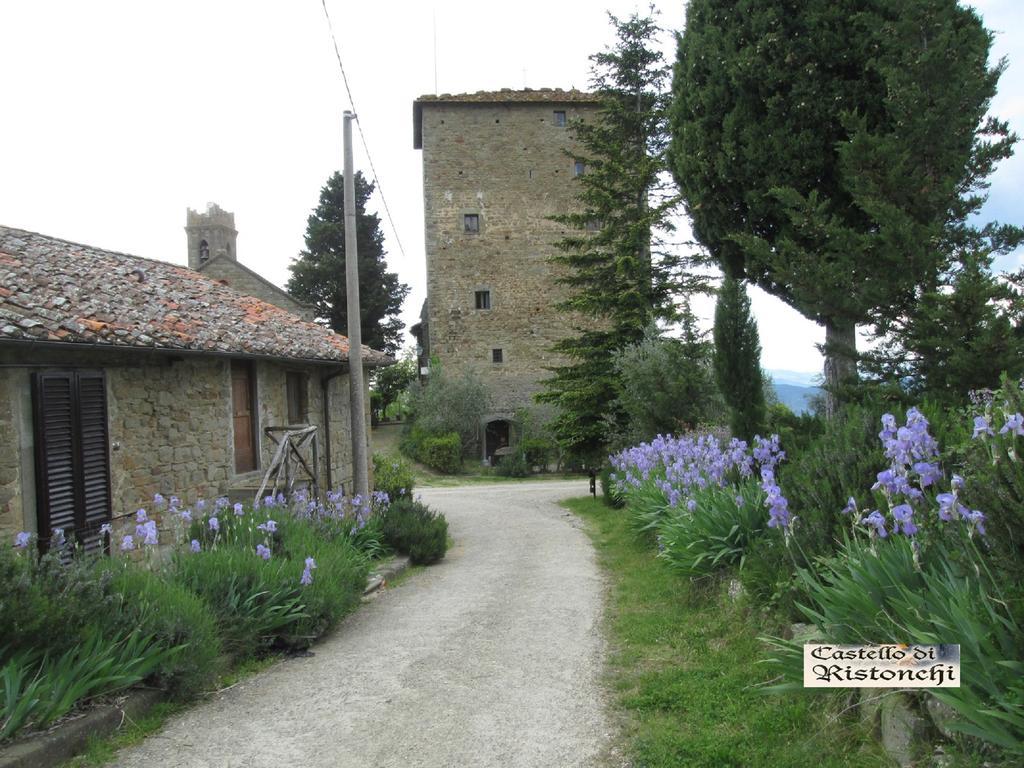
[319,0,408,263]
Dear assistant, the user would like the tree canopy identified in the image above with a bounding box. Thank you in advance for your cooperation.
[538,11,701,460]
[669,0,1017,413]
[288,171,409,356]
[713,275,766,440]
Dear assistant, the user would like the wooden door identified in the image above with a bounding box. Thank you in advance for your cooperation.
[231,361,257,473]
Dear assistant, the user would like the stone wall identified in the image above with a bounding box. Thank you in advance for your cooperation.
[0,370,25,536]
[0,347,368,541]
[419,100,599,417]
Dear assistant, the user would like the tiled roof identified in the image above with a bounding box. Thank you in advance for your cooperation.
[0,226,390,366]
[415,88,599,104]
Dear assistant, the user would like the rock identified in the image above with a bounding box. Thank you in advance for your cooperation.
[880,693,932,767]
[789,622,824,644]
[858,688,885,739]
[924,695,960,741]
[727,578,744,601]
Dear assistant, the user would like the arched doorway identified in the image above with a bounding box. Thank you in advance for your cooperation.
[484,419,511,465]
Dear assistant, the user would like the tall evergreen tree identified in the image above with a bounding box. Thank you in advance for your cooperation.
[669,0,1017,416]
[538,11,702,461]
[288,171,410,356]
[713,275,766,440]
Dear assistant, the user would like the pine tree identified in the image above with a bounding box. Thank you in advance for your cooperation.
[288,171,410,356]
[669,0,1017,416]
[712,275,766,440]
[538,11,702,461]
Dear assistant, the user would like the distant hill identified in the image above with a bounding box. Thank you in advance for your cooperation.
[772,383,821,415]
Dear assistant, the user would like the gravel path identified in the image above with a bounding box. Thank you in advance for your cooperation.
[109,480,613,768]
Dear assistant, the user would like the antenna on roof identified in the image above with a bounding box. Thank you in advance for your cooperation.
[432,9,439,94]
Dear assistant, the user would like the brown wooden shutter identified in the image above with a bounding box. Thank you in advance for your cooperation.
[76,372,112,553]
[32,371,112,554]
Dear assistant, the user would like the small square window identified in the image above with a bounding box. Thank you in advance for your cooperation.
[463,214,480,233]
[492,348,503,364]
[475,290,491,310]
[573,161,586,177]
[553,110,566,127]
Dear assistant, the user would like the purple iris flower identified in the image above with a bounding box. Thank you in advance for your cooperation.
[999,413,1024,437]
[973,416,994,439]
[136,509,148,523]
[256,544,271,561]
[233,502,245,516]
[257,519,278,534]
[14,531,31,549]
[841,497,857,515]
[190,539,201,553]
[891,504,918,536]
[861,511,888,538]
[208,517,219,532]
[120,534,135,551]
[936,493,956,522]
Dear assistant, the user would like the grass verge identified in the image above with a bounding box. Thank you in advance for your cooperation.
[563,496,888,768]
[60,654,283,767]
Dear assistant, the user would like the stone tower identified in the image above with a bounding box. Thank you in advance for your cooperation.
[185,203,238,270]
[413,88,601,462]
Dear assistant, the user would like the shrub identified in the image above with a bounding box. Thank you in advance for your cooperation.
[0,544,114,659]
[520,438,554,469]
[495,450,530,477]
[372,452,415,501]
[406,363,491,457]
[419,432,462,474]
[171,548,310,659]
[776,402,886,563]
[381,499,449,565]
[599,466,624,508]
[103,566,223,699]
[658,479,767,577]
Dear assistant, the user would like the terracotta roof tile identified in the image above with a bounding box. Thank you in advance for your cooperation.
[0,226,390,366]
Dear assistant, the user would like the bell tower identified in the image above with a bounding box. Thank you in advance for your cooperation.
[185,203,238,270]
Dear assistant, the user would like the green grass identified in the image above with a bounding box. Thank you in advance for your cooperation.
[563,496,889,768]
[62,702,186,767]
[60,654,282,767]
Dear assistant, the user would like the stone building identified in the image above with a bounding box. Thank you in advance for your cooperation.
[186,203,315,321]
[413,88,601,462]
[0,226,387,552]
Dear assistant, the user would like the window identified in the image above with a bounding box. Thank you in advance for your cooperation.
[573,161,586,177]
[463,214,480,233]
[32,371,112,555]
[492,348,504,364]
[553,110,566,127]
[475,290,491,310]
[199,239,210,262]
[286,371,308,424]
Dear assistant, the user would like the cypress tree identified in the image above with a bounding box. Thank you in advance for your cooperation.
[538,11,704,461]
[288,171,410,356]
[669,0,1017,416]
[713,275,766,440]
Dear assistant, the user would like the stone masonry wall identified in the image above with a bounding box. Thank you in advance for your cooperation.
[0,369,24,537]
[420,100,599,417]
[107,358,231,519]
[0,349,365,542]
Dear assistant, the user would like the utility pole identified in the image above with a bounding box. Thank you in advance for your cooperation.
[343,110,369,498]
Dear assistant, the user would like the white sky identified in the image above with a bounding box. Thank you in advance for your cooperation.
[1,1,1020,380]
